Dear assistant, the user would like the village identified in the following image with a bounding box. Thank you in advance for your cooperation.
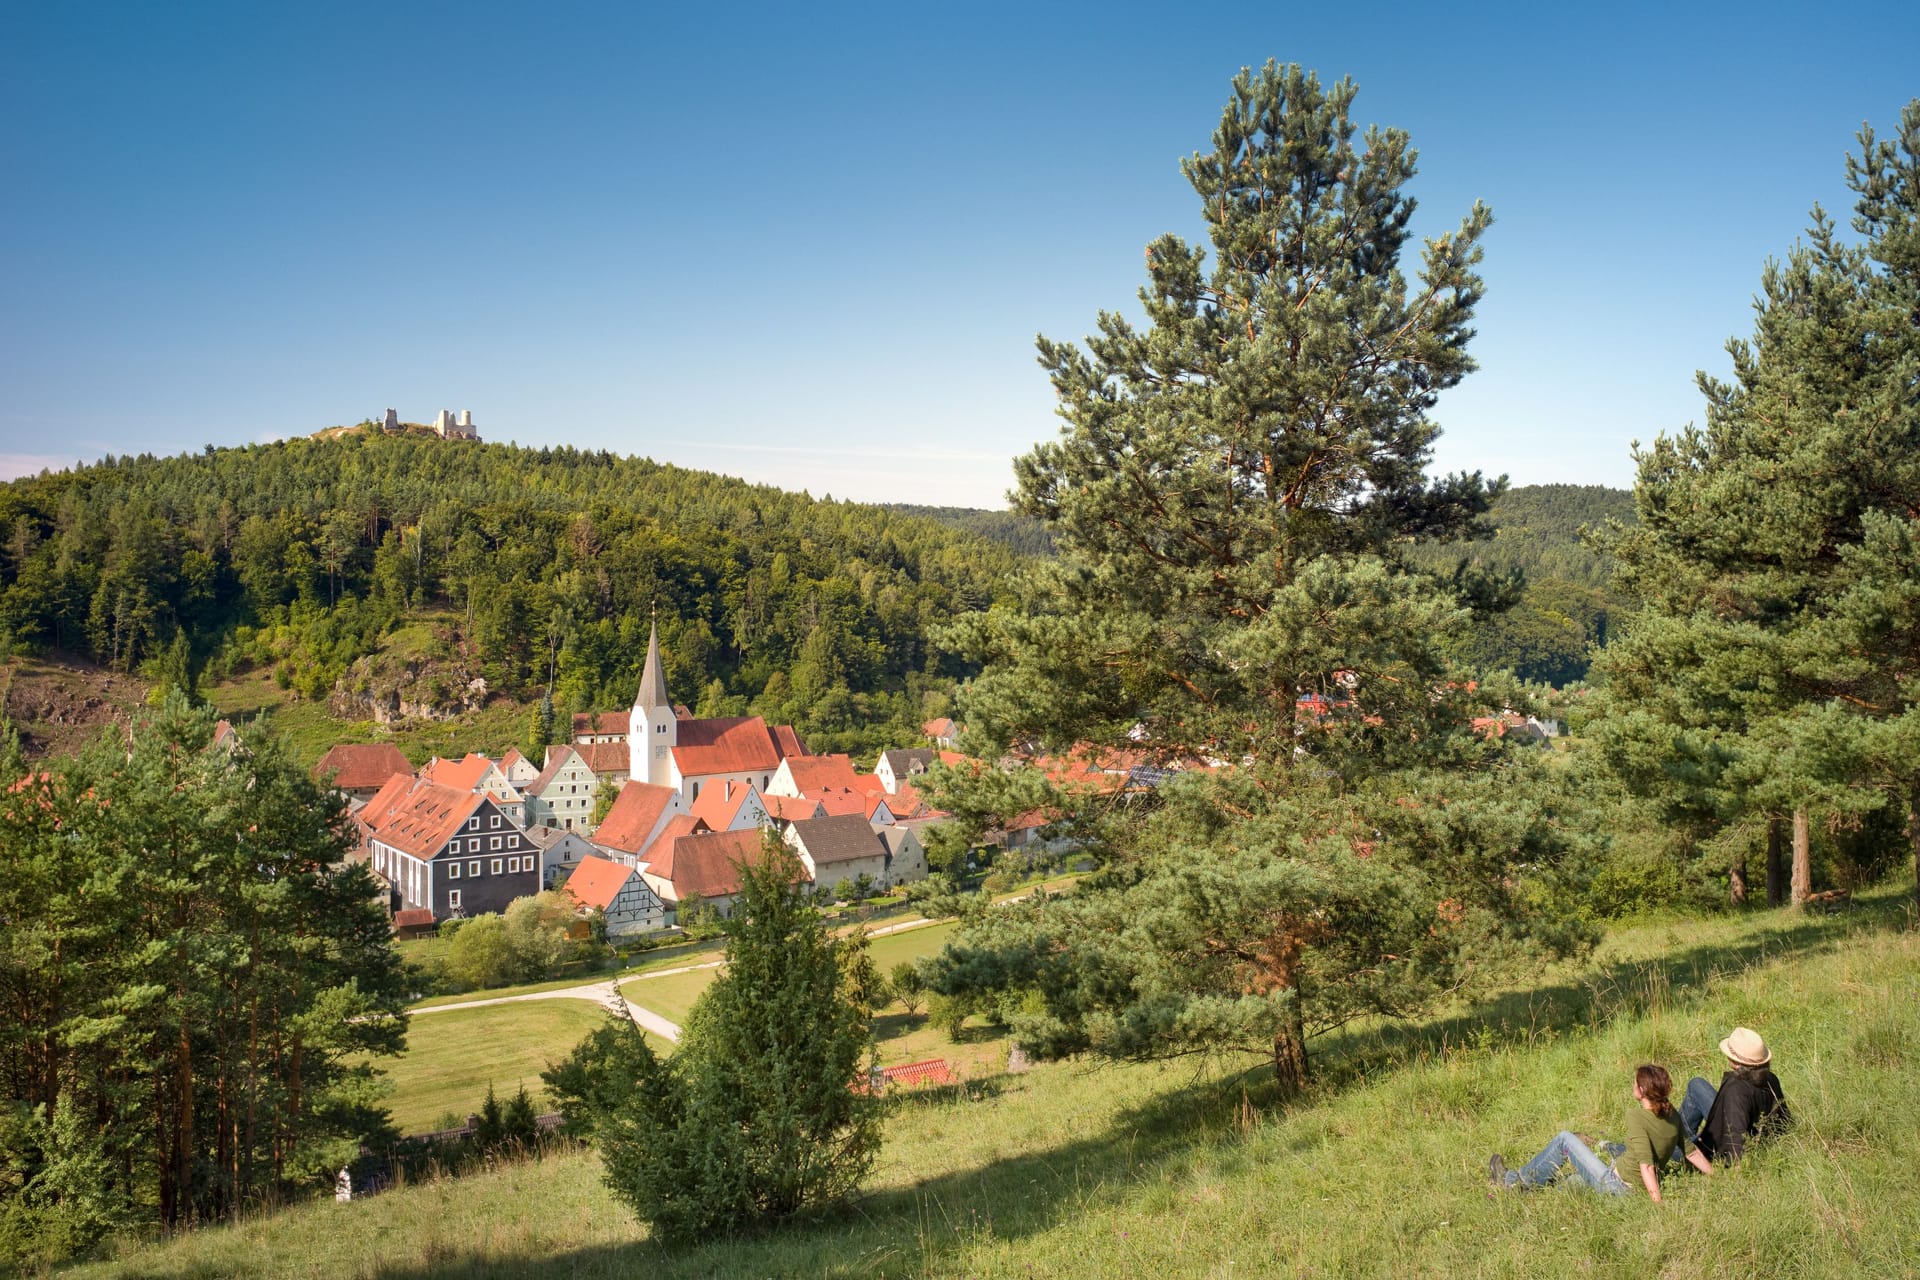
[330,624,981,944]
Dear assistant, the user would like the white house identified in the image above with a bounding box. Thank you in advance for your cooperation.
[524,745,601,833]
[565,854,668,939]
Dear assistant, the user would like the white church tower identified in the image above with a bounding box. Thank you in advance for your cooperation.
[630,623,677,787]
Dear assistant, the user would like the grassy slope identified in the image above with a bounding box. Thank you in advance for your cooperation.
[206,660,530,771]
[378,1002,613,1135]
[74,892,1919,1279]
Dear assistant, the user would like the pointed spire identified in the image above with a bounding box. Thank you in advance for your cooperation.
[636,621,670,712]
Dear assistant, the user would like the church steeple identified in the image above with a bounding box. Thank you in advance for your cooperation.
[636,621,669,714]
[630,621,677,787]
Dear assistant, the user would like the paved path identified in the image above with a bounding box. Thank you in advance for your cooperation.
[405,916,953,1040]
[407,960,730,1044]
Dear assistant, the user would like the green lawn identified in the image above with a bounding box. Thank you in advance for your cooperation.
[618,921,959,1032]
[618,964,723,1027]
[379,1000,612,1134]
[74,886,1920,1278]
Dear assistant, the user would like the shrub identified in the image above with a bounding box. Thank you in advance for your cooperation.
[595,839,880,1240]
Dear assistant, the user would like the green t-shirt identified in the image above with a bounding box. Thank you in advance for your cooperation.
[1615,1106,1692,1185]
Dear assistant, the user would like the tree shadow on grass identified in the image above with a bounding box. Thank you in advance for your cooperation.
[1307,890,1915,1096]
[356,1062,1222,1279]
[357,895,1913,1279]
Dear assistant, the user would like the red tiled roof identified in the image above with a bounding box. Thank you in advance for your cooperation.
[392,908,436,929]
[672,716,799,778]
[499,747,529,773]
[314,743,414,791]
[689,779,759,830]
[572,710,630,738]
[564,855,637,913]
[357,772,416,832]
[773,724,808,758]
[938,750,974,769]
[884,781,928,818]
[922,717,955,740]
[647,827,771,900]
[362,778,487,861]
[882,1058,955,1088]
[419,753,494,793]
[574,741,630,776]
[763,794,825,822]
[781,753,863,793]
[594,781,683,855]
[813,790,873,819]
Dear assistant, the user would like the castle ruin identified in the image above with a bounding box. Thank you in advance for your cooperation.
[377,407,479,440]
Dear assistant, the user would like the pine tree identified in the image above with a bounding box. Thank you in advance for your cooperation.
[926,63,1591,1096]
[596,837,879,1239]
[1592,99,1920,906]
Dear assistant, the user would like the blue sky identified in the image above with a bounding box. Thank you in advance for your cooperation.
[3,1,1915,508]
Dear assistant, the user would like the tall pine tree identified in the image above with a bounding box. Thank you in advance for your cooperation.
[1592,99,1920,906]
[927,63,1592,1095]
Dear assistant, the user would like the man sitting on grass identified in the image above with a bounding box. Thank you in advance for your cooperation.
[1680,1026,1791,1164]
[1490,1064,1715,1202]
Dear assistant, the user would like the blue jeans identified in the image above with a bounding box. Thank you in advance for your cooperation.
[1681,1076,1716,1142]
[1506,1130,1630,1195]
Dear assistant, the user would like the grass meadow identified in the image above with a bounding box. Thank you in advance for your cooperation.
[378,1001,616,1134]
[72,886,1920,1278]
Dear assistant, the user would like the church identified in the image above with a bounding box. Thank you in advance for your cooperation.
[574,624,808,804]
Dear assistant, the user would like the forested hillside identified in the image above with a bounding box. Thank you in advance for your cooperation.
[902,485,1636,688]
[0,435,1020,755]
[884,505,1055,556]
[1414,484,1634,687]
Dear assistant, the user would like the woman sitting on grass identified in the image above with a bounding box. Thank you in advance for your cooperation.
[1489,1065,1715,1202]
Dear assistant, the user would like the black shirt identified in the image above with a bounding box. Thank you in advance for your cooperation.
[1697,1068,1790,1163]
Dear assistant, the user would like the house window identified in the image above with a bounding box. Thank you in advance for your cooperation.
[467,817,479,831]
[490,836,502,850]
[469,860,481,877]
[449,862,461,879]
[490,815,500,829]
[449,889,461,910]
[491,858,503,875]
[692,782,701,801]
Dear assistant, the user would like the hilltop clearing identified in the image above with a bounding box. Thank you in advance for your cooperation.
[69,885,1919,1279]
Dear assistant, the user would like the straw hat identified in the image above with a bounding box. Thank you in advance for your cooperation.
[1719,1026,1770,1067]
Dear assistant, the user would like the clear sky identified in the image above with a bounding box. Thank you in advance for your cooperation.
[3,1,1915,508]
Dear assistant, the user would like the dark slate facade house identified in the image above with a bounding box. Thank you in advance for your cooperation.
[361,776,540,921]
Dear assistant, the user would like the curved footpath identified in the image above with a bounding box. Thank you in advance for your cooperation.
[403,915,946,1045]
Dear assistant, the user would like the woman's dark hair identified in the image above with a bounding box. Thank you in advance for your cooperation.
[1731,1061,1771,1086]
[1636,1064,1675,1117]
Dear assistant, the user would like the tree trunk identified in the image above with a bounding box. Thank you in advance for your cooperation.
[1765,817,1786,907]
[1791,808,1812,909]
[1729,845,1748,906]
[1271,998,1308,1099]
[1907,790,1920,906]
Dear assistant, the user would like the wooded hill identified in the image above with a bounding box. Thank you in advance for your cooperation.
[1411,483,1634,687]
[907,484,1636,688]
[0,435,1020,756]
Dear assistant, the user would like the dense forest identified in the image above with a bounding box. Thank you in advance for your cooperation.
[883,504,1056,557]
[1408,484,1634,687]
[0,434,1020,755]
